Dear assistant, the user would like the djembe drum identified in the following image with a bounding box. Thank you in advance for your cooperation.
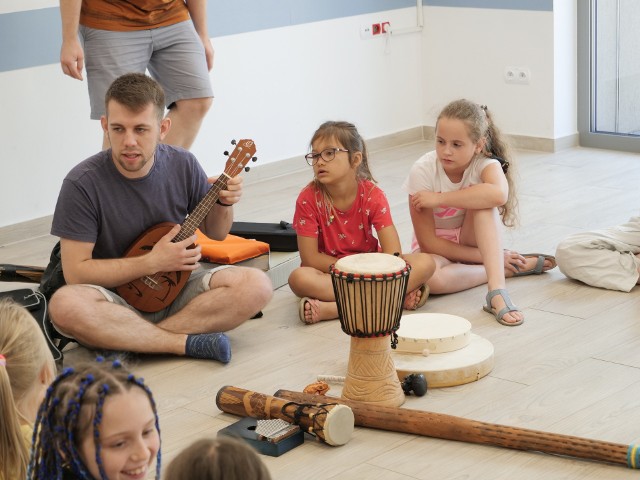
[330,252,410,407]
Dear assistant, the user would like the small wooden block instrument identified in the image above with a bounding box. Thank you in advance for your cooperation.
[115,139,257,312]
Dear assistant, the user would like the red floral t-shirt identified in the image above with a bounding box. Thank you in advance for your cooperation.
[293,180,393,258]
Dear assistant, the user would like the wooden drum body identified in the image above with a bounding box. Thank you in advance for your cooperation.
[331,253,410,407]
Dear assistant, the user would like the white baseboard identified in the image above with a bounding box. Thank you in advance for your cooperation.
[0,125,570,244]
[422,126,578,153]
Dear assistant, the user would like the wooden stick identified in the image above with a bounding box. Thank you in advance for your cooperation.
[274,389,639,469]
[0,264,44,283]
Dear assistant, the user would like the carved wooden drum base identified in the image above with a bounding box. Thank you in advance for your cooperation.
[342,336,405,407]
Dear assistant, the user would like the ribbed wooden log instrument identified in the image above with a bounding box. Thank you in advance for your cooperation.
[215,385,354,446]
[274,389,640,469]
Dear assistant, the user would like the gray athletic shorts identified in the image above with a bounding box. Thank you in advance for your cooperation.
[80,20,214,119]
[52,266,230,339]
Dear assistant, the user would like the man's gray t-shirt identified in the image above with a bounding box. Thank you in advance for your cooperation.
[51,144,210,259]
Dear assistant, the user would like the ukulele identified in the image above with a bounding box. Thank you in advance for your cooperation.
[115,139,257,312]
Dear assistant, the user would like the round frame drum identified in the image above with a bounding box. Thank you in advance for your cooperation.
[396,313,472,355]
[392,313,493,388]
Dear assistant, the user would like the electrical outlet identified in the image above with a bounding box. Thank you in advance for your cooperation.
[504,66,517,84]
[360,24,374,39]
[504,66,531,85]
[372,23,382,35]
[381,21,391,34]
[516,67,531,84]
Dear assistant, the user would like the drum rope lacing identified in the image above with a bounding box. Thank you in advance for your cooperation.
[280,401,336,438]
[330,266,410,349]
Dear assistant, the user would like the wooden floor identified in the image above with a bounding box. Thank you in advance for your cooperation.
[2,140,640,479]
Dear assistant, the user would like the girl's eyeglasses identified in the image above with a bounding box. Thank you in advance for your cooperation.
[305,148,349,166]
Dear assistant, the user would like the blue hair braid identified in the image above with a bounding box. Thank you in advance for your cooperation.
[65,373,96,479]
[93,383,110,480]
[27,367,75,479]
[127,373,162,479]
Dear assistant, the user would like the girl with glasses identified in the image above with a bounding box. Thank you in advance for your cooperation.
[290,121,435,324]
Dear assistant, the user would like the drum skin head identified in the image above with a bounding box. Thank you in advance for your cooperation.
[334,252,406,274]
[396,313,472,354]
[322,404,355,446]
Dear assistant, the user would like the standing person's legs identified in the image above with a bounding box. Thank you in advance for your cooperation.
[80,26,155,149]
[556,218,640,291]
[148,21,214,149]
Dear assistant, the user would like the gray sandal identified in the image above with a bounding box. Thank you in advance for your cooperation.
[512,254,556,277]
[483,289,523,326]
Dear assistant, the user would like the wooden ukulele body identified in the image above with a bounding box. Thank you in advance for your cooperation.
[113,139,257,313]
[115,222,192,313]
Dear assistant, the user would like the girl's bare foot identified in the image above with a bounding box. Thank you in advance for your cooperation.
[505,254,556,278]
[403,284,429,310]
[298,298,339,324]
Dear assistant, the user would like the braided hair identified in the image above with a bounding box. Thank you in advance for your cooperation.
[27,357,161,479]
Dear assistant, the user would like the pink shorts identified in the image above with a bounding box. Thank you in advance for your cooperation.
[435,227,462,244]
[410,227,462,252]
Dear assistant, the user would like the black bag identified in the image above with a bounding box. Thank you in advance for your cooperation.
[0,288,70,367]
[40,241,67,300]
[230,221,298,252]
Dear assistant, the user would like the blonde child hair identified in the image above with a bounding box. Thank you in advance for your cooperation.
[0,299,56,480]
[436,99,518,227]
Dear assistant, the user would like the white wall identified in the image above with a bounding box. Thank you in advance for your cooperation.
[554,0,578,139]
[421,6,556,139]
[0,8,422,228]
[0,4,577,229]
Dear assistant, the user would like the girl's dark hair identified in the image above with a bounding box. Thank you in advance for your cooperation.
[28,358,161,480]
[310,121,375,183]
[164,437,272,480]
[437,99,518,227]
[308,121,377,225]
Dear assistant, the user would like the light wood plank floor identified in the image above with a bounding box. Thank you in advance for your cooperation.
[2,141,640,479]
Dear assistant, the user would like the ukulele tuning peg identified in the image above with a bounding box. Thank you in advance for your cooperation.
[223,151,229,156]
[231,139,237,145]
[252,156,258,162]
[244,167,251,172]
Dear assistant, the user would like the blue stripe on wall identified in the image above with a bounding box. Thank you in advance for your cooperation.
[425,0,552,11]
[0,0,553,73]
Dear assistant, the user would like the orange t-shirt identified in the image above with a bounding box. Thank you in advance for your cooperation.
[80,0,189,31]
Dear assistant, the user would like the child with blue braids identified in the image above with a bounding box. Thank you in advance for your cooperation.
[28,358,161,480]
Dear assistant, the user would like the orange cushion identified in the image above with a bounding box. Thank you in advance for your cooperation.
[195,230,269,265]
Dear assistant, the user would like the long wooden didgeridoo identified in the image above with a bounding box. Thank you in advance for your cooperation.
[274,389,640,469]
